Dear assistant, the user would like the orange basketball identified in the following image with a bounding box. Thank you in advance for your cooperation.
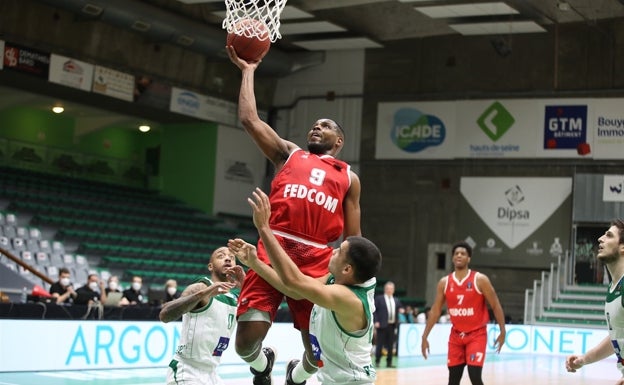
[226,19,271,62]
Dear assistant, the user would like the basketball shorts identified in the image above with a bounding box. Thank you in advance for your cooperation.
[447,326,487,367]
[237,234,332,330]
[166,358,224,385]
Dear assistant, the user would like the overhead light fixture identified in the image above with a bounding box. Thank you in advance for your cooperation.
[139,125,151,132]
[81,3,103,17]
[557,1,571,11]
[131,20,151,32]
[176,35,195,46]
[52,105,64,114]
[415,2,518,18]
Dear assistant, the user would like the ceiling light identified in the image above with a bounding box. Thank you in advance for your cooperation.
[449,21,546,35]
[415,2,518,18]
[52,106,64,114]
[280,21,346,36]
[139,125,151,132]
[292,37,383,51]
[557,1,571,11]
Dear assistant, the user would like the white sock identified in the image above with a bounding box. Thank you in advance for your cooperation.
[291,362,314,384]
[243,347,268,373]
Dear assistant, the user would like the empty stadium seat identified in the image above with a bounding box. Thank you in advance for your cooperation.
[21,251,34,265]
[62,254,75,267]
[46,265,59,281]
[3,226,16,238]
[12,237,25,251]
[36,252,50,266]
[49,253,63,267]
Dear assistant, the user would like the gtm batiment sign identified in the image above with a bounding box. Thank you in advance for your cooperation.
[458,177,572,267]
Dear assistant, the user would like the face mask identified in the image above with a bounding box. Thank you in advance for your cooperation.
[89,282,99,291]
[60,278,71,287]
[167,287,177,296]
[108,281,118,291]
[132,282,142,291]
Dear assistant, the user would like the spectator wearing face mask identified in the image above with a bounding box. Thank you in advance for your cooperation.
[74,273,107,305]
[105,275,130,307]
[122,275,145,305]
[163,279,180,304]
[105,275,122,295]
[49,267,77,304]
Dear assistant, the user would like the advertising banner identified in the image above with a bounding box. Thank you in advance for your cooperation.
[458,177,571,267]
[592,99,624,159]
[49,54,94,91]
[455,99,540,158]
[170,87,239,127]
[0,320,302,372]
[398,323,607,357]
[92,65,135,102]
[535,99,593,158]
[603,174,624,202]
[2,42,50,78]
[375,101,456,159]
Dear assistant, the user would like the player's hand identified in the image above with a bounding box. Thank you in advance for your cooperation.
[494,332,505,353]
[228,238,258,268]
[248,187,271,230]
[421,338,430,359]
[226,45,260,69]
[225,265,246,287]
[565,355,585,373]
[202,281,235,298]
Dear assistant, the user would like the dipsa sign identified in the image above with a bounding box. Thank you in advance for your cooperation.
[398,323,607,357]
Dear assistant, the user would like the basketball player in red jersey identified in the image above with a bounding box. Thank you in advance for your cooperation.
[421,241,506,385]
[227,45,361,385]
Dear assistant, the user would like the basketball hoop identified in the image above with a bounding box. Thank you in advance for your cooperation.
[222,0,287,43]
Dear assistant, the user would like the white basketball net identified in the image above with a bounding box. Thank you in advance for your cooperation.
[223,0,287,43]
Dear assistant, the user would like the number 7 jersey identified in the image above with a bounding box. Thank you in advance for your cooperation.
[269,149,352,245]
[445,270,490,332]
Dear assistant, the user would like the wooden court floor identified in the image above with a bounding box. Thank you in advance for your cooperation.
[1,353,620,385]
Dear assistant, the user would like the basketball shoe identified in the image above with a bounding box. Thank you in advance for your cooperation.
[251,347,276,385]
[284,359,306,385]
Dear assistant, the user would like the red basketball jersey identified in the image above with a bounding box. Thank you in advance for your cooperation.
[444,270,490,333]
[269,149,351,244]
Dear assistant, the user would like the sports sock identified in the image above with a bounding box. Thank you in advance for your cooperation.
[243,346,268,373]
[291,361,314,383]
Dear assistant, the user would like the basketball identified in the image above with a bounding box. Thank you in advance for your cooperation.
[226,19,271,62]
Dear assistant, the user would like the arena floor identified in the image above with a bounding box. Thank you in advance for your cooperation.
[1,353,619,385]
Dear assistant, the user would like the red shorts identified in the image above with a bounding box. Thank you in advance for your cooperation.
[237,234,332,330]
[447,326,487,367]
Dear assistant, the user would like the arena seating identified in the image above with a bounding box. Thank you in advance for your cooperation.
[0,166,255,298]
[523,253,606,328]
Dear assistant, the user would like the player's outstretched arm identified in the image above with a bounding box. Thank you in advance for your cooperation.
[226,46,295,167]
[159,281,235,323]
[565,335,614,373]
[228,238,303,300]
